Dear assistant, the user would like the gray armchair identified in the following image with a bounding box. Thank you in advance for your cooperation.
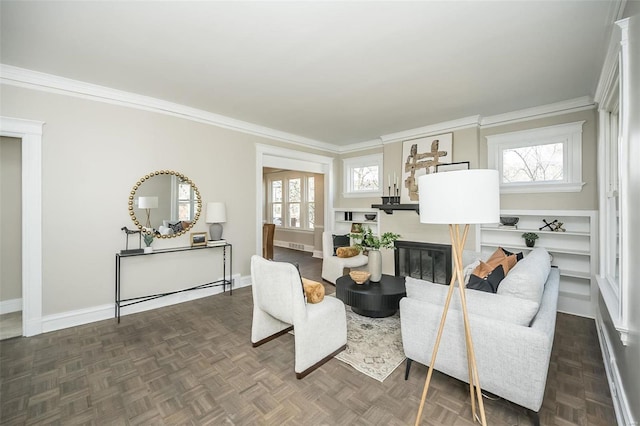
[250,255,347,378]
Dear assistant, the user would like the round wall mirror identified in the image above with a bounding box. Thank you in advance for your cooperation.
[128,170,202,238]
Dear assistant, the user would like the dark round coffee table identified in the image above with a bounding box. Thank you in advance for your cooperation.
[336,274,406,317]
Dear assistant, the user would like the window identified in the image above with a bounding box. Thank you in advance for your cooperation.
[486,121,585,193]
[171,175,197,221]
[343,154,383,197]
[271,180,283,226]
[266,172,315,230]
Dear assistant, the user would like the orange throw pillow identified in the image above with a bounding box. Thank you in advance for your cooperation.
[336,246,360,258]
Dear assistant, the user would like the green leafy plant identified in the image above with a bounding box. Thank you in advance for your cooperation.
[350,227,401,251]
[142,228,154,247]
[521,232,539,241]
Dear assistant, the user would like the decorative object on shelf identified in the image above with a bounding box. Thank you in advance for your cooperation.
[349,270,371,285]
[522,232,539,247]
[364,213,377,221]
[350,222,363,233]
[206,202,227,240]
[138,196,158,229]
[350,227,401,282]
[401,133,453,204]
[190,232,207,247]
[120,226,143,255]
[128,170,202,239]
[539,218,565,232]
[416,169,500,426]
[436,161,470,173]
[142,229,154,253]
[499,216,520,227]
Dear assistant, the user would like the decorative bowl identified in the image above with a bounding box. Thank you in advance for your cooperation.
[500,216,520,226]
[349,271,371,284]
[364,214,377,221]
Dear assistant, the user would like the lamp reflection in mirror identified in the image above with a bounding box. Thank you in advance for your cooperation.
[414,169,499,426]
[206,202,227,240]
[138,196,158,229]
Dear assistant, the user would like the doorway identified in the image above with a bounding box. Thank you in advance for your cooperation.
[255,144,334,259]
[0,116,44,337]
[0,136,22,339]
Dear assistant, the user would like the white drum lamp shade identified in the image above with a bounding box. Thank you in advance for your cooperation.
[418,169,499,225]
[206,202,227,240]
[138,196,158,229]
[414,169,500,426]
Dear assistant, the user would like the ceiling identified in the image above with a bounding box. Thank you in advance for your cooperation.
[0,1,615,147]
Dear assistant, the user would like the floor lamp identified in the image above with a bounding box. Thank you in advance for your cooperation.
[415,169,500,426]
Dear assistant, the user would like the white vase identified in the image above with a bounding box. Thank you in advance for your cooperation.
[368,249,382,282]
[144,246,153,254]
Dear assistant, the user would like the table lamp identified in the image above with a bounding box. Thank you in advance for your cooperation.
[138,196,158,229]
[415,169,499,426]
[206,202,227,240]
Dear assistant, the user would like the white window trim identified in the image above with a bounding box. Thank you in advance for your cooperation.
[342,153,383,198]
[596,17,630,345]
[266,172,315,231]
[486,121,585,194]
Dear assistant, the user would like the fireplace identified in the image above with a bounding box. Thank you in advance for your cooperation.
[394,240,452,285]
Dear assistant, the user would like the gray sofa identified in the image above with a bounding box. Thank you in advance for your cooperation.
[400,247,559,423]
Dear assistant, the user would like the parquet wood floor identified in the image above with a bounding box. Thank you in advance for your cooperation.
[0,248,616,425]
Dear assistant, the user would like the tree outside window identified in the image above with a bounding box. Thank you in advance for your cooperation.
[502,143,563,183]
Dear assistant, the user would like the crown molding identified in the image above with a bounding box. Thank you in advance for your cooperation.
[480,96,595,128]
[0,64,341,154]
[337,138,383,154]
[380,115,481,144]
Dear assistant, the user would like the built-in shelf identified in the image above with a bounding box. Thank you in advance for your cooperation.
[477,209,597,318]
[371,204,420,214]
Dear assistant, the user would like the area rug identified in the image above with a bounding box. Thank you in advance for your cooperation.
[335,306,405,382]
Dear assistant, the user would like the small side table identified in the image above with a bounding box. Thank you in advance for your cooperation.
[336,274,406,318]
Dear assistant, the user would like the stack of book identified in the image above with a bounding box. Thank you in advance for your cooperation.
[498,224,518,229]
[207,239,227,247]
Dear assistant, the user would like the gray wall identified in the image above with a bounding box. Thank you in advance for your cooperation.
[335,114,597,277]
[0,84,333,316]
[480,108,598,210]
[0,136,22,303]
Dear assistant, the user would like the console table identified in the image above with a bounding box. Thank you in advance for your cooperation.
[115,243,232,323]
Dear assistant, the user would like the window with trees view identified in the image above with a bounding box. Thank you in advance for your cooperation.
[343,153,383,197]
[267,172,315,230]
[487,121,585,193]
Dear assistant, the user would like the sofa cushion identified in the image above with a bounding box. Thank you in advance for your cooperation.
[336,246,360,258]
[497,247,551,305]
[466,264,505,293]
[405,277,540,327]
[405,276,540,326]
[465,248,516,293]
[332,234,350,255]
[501,247,524,262]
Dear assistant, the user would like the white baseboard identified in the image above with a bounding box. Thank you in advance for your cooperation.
[0,298,22,314]
[42,274,251,334]
[596,310,638,425]
[312,250,323,259]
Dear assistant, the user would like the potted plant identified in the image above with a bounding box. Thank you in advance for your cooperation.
[142,228,155,253]
[522,232,539,248]
[350,227,401,282]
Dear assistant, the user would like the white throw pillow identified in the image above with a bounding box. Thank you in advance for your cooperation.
[496,247,551,305]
